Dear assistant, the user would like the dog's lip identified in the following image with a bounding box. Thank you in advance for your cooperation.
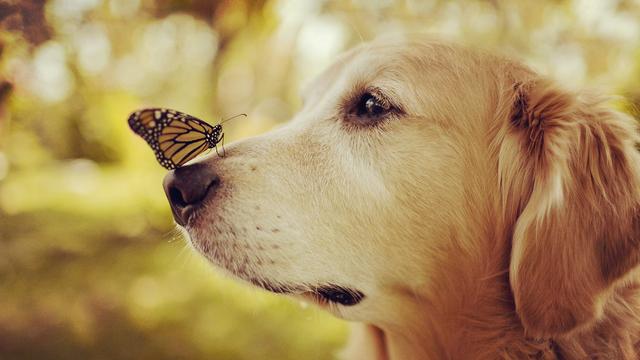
[314,285,365,306]
[248,278,365,306]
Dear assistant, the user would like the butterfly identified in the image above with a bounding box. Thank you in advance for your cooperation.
[128,108,245,170]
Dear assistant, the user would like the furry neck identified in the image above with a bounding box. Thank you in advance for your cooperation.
[367,241,640,360]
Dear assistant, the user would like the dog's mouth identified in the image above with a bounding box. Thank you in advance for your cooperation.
[248,278,365,306]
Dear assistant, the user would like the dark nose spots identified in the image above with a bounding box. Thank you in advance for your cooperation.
[162,162,220,225]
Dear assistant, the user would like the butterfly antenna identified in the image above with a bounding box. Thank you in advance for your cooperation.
[219,113,247,125]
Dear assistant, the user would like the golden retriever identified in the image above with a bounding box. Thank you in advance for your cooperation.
[162,37,640,359]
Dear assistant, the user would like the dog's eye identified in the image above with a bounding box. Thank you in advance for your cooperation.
[344,89,400,127]
[355,93,391,118]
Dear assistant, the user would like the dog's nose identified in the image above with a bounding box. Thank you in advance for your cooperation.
[162,162,220,226]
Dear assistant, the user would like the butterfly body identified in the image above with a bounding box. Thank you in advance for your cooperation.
[128,108,228,170]
[206,125,223,148]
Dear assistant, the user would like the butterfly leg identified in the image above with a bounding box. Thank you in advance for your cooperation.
[215,133,226,157]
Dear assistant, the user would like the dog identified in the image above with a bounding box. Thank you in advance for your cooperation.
[162,37,640,359]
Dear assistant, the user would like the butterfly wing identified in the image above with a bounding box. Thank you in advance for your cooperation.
[128,108,216,170]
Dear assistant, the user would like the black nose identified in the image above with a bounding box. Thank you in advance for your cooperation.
[163,162,220,226]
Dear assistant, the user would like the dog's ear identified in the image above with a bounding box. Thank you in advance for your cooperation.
[499,77,640,337]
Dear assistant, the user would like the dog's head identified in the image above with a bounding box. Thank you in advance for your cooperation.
[163,38,640,336]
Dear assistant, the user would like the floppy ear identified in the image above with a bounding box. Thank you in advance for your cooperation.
[500,78,640,337]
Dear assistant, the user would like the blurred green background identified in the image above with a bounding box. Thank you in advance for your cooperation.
[1,0,639,359]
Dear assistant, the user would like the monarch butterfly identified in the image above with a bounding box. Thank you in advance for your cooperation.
[128,108,245,170]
